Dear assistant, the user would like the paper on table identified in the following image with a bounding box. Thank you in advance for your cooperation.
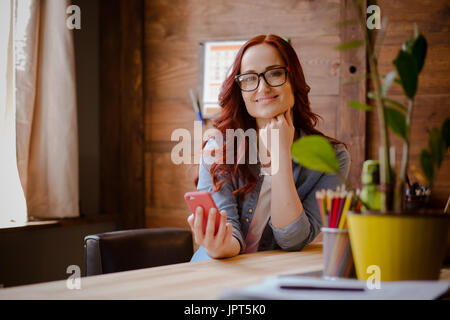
[220,276,450,300]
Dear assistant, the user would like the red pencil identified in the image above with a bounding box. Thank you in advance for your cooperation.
[355,200,362,212]
[335,191,346,228]
[330,195,338,228]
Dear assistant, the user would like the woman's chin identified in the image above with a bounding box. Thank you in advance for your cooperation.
[254,108,287,119]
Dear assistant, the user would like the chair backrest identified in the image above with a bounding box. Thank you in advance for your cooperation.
[84,228,193,276]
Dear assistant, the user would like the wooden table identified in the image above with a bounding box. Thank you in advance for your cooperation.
[0,243,449,300]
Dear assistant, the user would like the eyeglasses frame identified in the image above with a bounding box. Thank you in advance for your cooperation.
[234,66,290,92]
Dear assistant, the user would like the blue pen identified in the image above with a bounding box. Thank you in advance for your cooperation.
[189,89,203,125]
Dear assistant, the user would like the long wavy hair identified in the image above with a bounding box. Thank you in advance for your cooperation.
[196,34,345,200]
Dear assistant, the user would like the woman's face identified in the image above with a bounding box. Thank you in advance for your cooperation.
[239,43,295,120]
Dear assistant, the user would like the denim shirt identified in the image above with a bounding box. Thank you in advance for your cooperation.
[190,130,351,261]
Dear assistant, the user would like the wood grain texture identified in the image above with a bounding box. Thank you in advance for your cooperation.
[100,0,145,229]
[99,0,121,217]
[145,0,341,42]
[337,0,367,189]
[0,244,324,299]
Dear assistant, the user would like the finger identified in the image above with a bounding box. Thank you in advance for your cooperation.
[285,109,294,127]
[269,118,278,128]
[194,206,204,243]
[215,210,227,242]
[204,207,217,243]
[223,223,233,245]
[276,113,284,123]
[187,214,194,230]
[259,129,268,144]
[273,114,282,123]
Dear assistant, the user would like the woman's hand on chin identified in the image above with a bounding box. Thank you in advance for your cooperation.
[275,108,295,153]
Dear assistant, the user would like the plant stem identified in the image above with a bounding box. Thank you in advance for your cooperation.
[397,99,413,212]
[353,0,393,212]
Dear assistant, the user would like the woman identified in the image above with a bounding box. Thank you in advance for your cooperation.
[188,34,350,261]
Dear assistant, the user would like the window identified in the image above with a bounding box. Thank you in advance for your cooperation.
[0,0,29,225]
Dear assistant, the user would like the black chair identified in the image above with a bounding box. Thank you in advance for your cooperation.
[84,228,193,276]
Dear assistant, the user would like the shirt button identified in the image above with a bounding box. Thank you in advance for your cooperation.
[249,208,253,213]
[245,218,249,223]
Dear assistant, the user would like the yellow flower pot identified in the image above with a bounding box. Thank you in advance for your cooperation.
[347,211,450,281]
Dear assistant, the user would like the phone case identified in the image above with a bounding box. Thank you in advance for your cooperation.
[184,191,221,235]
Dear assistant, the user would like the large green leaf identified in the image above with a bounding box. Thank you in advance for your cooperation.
[385,107,408,140]
[383,97,407,113]
[420,149,434,184]
[412,34,427,73]
[429,127,446,168]
[348,100,373,111]
[291,136,339,173]
[442,118,450,148]
[393,50,418,99]
[335,40,364,51]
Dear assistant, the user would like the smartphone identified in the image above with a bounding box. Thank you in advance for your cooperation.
[184,191,221,236]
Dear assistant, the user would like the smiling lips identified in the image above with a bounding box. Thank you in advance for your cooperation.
[256,95,279,104]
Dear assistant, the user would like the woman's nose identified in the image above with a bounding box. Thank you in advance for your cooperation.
[257,75,271,93]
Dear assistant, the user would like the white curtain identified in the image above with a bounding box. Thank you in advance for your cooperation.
[1,0,79,222]
[0,0,27,225]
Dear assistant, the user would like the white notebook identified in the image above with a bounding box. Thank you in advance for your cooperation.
[220,276,450,300]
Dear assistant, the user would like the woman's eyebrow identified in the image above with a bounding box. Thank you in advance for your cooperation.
[242,64,283,73]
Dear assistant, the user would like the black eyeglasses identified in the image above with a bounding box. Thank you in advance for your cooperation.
[234,66,289,92]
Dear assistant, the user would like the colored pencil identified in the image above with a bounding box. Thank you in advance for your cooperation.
[331,195,339,228]
[321,191,328,227]
[355,189,362,211]
[317,187,361,229]
[326,190,334,227]
[338,190,353,229]
[316,190,325,226]
[335,190,346,228]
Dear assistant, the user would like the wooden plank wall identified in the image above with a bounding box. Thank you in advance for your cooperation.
[143,0,356,229]
[99,0,449,231]
[100,0,145,229]
[338,0,367,189]
[368,0,450,209]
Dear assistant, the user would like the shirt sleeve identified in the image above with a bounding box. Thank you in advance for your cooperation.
[196,139,246,253]
[269,144,351,251]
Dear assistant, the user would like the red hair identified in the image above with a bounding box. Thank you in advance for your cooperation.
[196,34,345,200]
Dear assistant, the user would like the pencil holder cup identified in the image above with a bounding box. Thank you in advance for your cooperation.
[321,227,356,279]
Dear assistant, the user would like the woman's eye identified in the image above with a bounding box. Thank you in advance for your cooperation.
[268,70,282,77]
[242,75,257,83]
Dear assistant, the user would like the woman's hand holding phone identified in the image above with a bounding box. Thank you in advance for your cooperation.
[187,207,234,259]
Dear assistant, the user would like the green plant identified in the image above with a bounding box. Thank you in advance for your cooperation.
[420,119,450,189]
[291,0,444,212]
